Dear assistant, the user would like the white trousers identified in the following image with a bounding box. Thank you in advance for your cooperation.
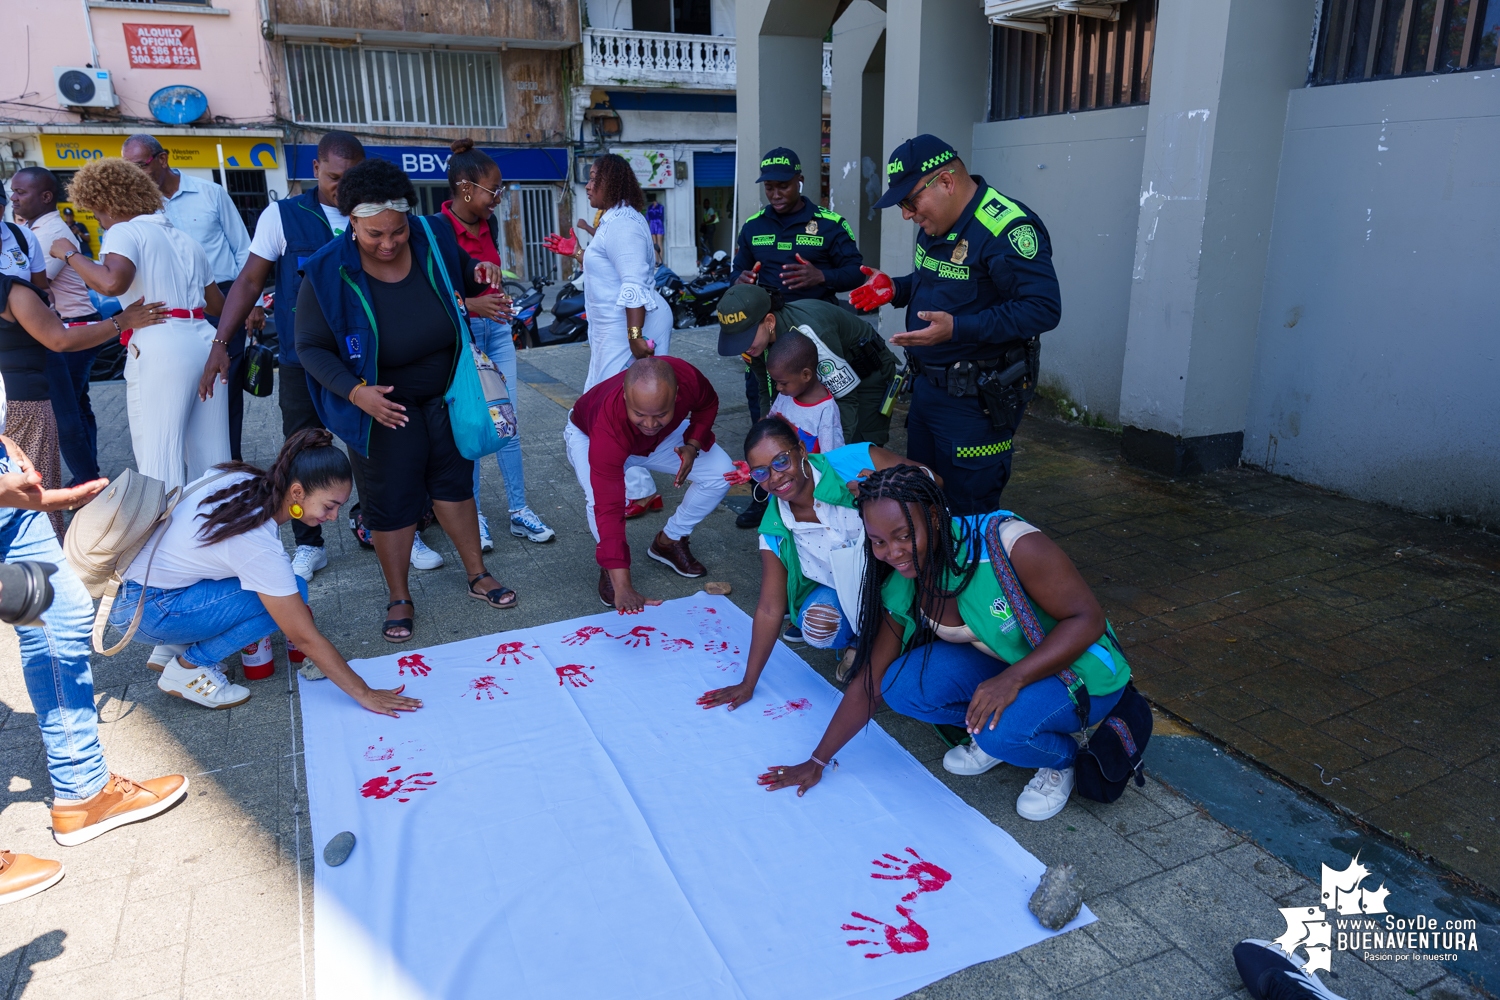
[563,417,733,544]
[584,298,673,502]
[124,322,231,491]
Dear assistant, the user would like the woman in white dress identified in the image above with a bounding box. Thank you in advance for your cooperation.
[545,154,671,514]
[51,158,230,491]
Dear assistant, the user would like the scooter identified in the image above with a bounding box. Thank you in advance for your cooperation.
[542,272,588,345]
[509,276,548,349]
[674,251,734,329]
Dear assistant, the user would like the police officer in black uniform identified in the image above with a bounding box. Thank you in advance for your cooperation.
[850,134,1060,516]
[732,147,864,305]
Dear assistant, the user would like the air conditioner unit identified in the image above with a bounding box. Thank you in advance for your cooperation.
[54,67,119,109]
[985,0,1121,33]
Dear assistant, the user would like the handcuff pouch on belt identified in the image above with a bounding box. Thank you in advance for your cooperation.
[975,341,1040,433]
[845,335,886,380]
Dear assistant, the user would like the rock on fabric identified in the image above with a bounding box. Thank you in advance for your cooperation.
[299,595,1093,1000]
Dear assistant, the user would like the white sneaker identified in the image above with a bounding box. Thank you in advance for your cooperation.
[1016,767,1075,821]
[291,544,328,581]
[146,643,188,674]
[158,660,250,710]
[411,534,444,570]
[477,513,494,553]
[944,741,1004,776]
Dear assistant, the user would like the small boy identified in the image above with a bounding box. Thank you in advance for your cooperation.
[765,330,844,454]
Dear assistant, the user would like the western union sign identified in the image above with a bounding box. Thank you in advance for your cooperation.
[42,134,280,170]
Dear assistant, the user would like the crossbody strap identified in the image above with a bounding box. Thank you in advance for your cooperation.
[984,514,1090,729]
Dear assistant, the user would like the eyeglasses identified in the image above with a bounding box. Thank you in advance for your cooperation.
[899,169,954,213]
[463,179,501,198]
[748,451,795,483]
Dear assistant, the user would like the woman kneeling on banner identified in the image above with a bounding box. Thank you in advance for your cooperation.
[697,417,934,710]
[758,465,1131,822]
[107,428,423,718]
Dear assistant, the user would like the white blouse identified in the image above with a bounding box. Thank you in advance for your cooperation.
[757,465,865,589]
[583,204,660,318]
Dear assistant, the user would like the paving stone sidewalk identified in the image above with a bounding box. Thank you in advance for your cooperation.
[0,328,1487,999]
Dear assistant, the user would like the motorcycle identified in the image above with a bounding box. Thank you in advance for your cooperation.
[673,250,733,329]
[511,273,589,349]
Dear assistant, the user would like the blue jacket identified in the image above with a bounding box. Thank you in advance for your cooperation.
[298,215,470,457]
[272,190,343,366]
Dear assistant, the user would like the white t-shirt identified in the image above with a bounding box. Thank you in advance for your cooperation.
[124,471,300,596]
[247,200,348,261]
[1,219,45,279]
[768,391,844,455]
[27,210,94,319]
[100,213,215,311]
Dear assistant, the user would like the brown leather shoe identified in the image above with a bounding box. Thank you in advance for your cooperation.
[0,851,64,905]
[598,568,616,608]
[647,531,706,578]
[52,773,189,848]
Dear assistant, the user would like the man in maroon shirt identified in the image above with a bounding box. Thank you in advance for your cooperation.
[565,357,734,612]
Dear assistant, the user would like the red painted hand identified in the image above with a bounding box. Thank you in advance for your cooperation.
[849,266,894,313]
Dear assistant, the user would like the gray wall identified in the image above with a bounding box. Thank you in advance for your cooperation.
[1243,68,1500,523]
[971,106,1149,421]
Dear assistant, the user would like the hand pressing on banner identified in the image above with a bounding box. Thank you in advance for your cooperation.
[780,254,825,291]
[757,760,825,797]
[697,681,755,711]
[541,230,579,258]
[735,261,762,286]
[849,266,894,313]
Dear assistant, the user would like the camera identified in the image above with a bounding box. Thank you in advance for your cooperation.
[0,561,57,627]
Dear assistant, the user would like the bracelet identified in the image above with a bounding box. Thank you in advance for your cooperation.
[212,336,230,348]
[109,315,122,335]
[348,379,367,403]
[628,326,644,340]
[810,754,839,771]
[922,466,935,482]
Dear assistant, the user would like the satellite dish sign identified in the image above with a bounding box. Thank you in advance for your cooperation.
[148,85,208,125]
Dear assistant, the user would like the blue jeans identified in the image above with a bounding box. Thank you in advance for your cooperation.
[881,641,1124,770]
[0,460,108,801]
[45,341,102,484]
[469,317,527,512]
[109,576,309,670]
[797,585,855,650]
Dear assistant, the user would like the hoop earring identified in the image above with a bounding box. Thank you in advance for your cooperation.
[751,482,769,503]
[289,503,304,519]
[802,458,812,479]
[464,194,471,202]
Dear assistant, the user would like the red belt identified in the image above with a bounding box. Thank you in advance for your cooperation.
[112,307,205,348]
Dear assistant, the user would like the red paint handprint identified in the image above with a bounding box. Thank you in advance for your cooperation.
[397,653,431,677]
[359,765,437,803]
[869,848,952,902]
[555,664,595,688]
[464,675,510,700]
[487,641,535,665]
[607,625,658,647]
[703,640,734,656]
[363,737,394,761]
[661,636,695,652]
[842,905,930,959]
[561,626,605,646]
[763,698,812,720]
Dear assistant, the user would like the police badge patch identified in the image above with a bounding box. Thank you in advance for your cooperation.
[1008,224,1039,259]
[804,219,819,235]
[951,239,969,265]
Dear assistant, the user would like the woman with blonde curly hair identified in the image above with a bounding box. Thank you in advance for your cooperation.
[47,158,230,492]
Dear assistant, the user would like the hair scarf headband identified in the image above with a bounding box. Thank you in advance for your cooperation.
[350,199,410,218]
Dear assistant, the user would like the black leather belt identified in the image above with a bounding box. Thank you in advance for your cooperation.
[921,359,1001,397]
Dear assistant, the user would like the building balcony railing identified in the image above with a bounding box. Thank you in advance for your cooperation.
[582,28,736,90]
[823,42,832,90]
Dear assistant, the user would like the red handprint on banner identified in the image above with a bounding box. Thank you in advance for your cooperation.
[363,737,394,761]
[359,766,438,803]
[397,653,431,677]
[561,626,605,646]
[842,905,930,958]
[465,675,510,700]
[661,636,695,652]
[487,641,535,665]
[763,698,812,720]
[607,625,658,648]
[869,848,952,902]
[555,664,595,688]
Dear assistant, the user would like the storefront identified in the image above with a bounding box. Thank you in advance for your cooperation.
[287,144,569,281]
[1,128,287,252]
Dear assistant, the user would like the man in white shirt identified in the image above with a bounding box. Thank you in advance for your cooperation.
[1,183,48,288]
[8,167,103,484]
[123,134,253,459]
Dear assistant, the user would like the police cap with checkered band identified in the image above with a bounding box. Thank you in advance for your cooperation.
[874,134,959,210]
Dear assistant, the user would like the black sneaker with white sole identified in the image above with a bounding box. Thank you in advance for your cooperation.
[1233,940,1347,1000]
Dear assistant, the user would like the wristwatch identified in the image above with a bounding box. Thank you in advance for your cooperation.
[62,250,79,265]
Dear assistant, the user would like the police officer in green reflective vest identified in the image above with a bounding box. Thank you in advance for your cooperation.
[732,147,864,305]
[851,134,1061,515]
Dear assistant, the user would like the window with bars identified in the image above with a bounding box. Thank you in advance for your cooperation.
[285,44,506,127]
[1311,0,1500,84]
[988,0,1157,122]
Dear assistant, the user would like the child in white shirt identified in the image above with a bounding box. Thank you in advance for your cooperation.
[765,329,844,454]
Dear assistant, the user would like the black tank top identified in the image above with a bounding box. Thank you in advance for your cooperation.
[0,276,52,401]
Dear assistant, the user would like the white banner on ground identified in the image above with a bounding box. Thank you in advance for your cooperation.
[299,595,1092,1000]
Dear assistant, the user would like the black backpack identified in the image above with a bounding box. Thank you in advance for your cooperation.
[985,516,1151,803]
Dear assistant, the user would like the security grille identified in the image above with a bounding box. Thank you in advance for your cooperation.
[1311,0,1500,84]
[519,185,559,282]
[286,43,505,127]
[988,0,1157,121]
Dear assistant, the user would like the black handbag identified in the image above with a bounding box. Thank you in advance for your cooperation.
[984,516,1150,803]
[242,335,276,398]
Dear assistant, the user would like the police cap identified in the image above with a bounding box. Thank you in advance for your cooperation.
[755,147,801,183]
[874,134,959,210]
[715,283,773,356]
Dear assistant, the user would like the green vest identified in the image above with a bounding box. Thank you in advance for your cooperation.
[757,452,857,626]
[880,515,1131,697]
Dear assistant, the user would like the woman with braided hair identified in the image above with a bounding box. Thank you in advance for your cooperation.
[759,465,1131,821]
[105,428,423,717]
